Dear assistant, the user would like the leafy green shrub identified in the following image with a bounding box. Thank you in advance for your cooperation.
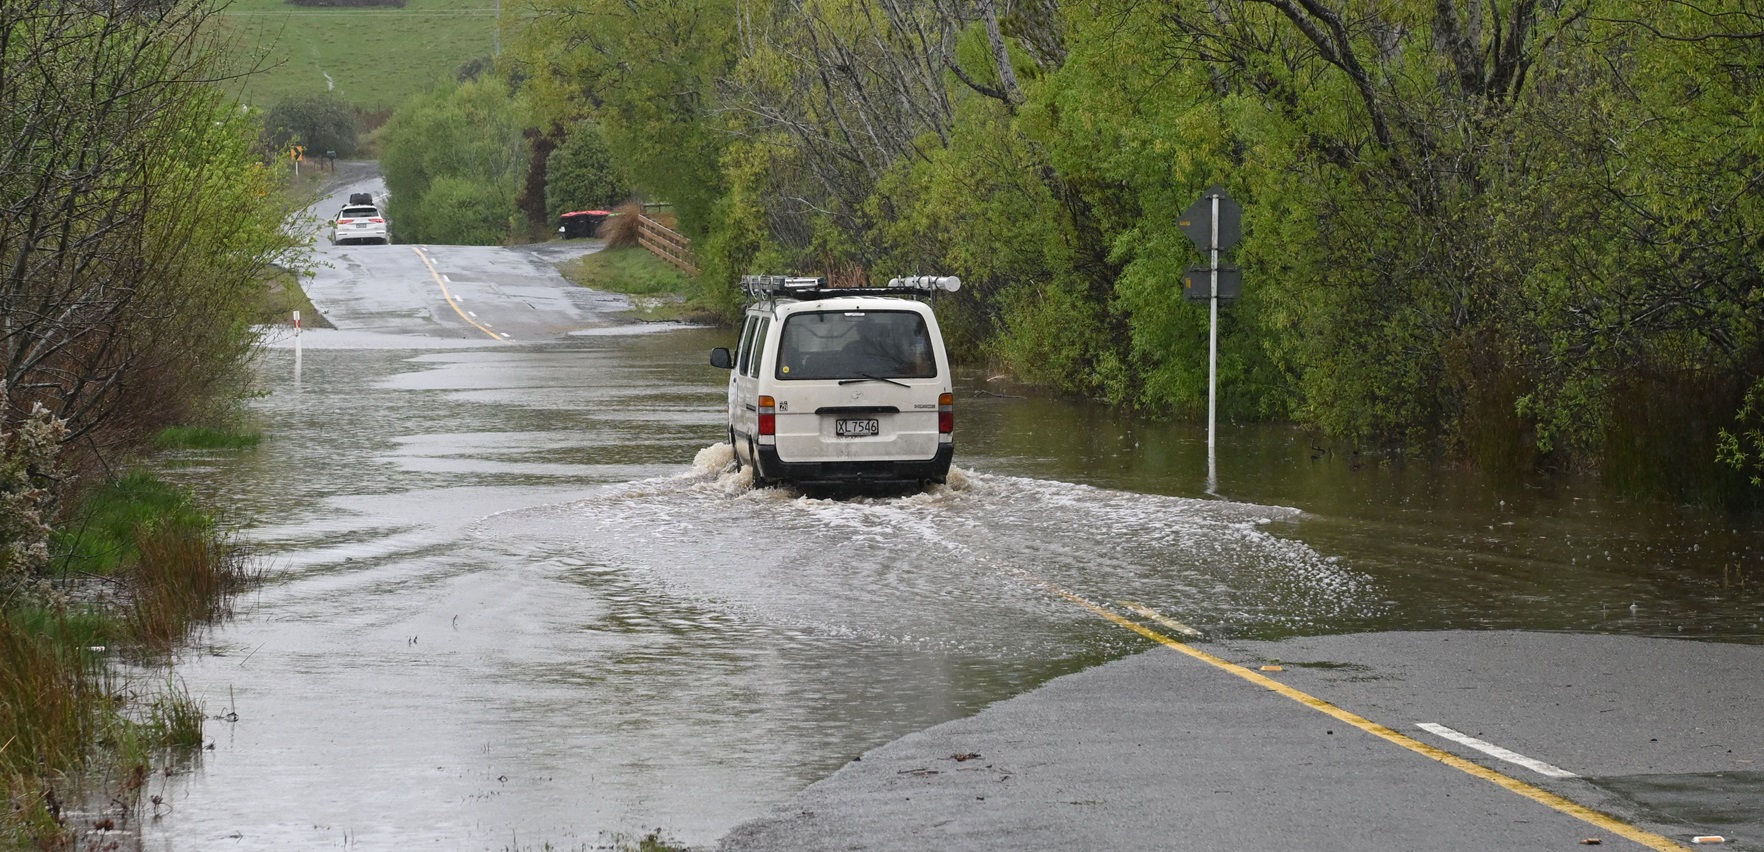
[1716,376,1764,489]
[545,121,629,221]
[379,78,526,245]
[261,91,360,158]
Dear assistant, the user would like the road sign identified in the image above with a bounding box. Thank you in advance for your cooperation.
[1177,185,1246,494]
[1182,265,1241,303]
[1178,186,1242,251]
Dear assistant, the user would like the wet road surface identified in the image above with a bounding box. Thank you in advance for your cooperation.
[719,631,1762,851]
[137,172,1764,850]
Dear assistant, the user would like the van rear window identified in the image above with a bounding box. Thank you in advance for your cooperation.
[776,310,935,380]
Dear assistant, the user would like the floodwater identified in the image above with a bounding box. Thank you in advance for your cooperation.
[142,325,1763,850]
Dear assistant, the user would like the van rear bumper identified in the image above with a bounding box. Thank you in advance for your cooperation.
[757,445,954,486]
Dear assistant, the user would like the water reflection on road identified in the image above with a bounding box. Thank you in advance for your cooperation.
[146,325,1762,850]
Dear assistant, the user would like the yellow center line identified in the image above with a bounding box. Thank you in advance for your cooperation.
[1119,601,1203,637]
[1038,578,1685,850]
[411,246,505,342]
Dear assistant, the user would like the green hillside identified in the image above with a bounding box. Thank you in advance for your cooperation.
[213,0,498,113]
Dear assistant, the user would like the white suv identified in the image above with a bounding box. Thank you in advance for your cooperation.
[710,275,960,491]
[330,205,388,245]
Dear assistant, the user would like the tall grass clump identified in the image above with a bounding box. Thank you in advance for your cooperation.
[0,616,97,778]
[599,202,644,249]
[146,678,205,750]
[152,425,263,451]
[56,472,208,577]
[128,522,256,653]
[50,469,257,652]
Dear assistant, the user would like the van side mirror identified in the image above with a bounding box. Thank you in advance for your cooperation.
[709,347,734,369]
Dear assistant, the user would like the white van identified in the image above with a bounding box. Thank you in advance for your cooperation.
[710,275,960,490]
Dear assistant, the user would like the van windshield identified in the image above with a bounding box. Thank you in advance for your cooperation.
[775,310,936,381]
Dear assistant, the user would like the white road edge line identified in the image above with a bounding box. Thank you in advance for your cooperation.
[1416,723,1577,779]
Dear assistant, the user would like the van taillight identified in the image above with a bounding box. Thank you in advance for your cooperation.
[758,395,776,436]
[938,392,954,434]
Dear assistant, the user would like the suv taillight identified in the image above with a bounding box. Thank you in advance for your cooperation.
[938,392,953,435]
[758,395,776,436]
[370,217,384,223]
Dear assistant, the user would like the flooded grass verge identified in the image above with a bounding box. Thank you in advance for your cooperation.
[260,265,336,329]
[500,829,691,852]
[152,425,263,451]
[555,246,715,324]
[2,472,254,846]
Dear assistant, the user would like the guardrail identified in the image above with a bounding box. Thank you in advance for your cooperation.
[636,215,697,276]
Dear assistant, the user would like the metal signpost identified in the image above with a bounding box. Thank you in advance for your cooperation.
[1177,186,1243,492]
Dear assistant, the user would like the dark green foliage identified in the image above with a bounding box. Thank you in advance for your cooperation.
[55,472,208,578]
[1718,377,1764,488]
[545,121,628,221]
[509,0,1764,502]
[378,79,525,245]
[260,91,360,157]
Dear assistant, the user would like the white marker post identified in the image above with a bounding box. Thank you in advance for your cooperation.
[293,310,302,385]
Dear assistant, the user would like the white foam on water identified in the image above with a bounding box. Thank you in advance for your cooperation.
[469,448,1383,648]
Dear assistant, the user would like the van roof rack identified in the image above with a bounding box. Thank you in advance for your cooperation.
[740,274,961,300]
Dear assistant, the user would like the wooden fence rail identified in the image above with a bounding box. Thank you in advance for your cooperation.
[636,215,698,276]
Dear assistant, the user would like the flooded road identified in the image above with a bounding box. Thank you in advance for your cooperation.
[142,180,1761,849]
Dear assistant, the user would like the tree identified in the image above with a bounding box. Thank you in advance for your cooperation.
[1,0,300,473]
[261,91,360,158]
[512,0,738,237]
[544,120,628,220]
[378,78,527,245]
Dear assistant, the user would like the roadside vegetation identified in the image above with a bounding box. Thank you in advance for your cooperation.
[3,0,298,844]
[336,0,1764,504]
[222,0,1764,503]
[557,246,710,323]
[481,0,1764,505]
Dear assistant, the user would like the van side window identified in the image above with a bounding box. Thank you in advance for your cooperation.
[735,316,757,375]
[744,317,771,378]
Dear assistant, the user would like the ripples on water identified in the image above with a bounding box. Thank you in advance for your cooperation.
[476,444,1386,662]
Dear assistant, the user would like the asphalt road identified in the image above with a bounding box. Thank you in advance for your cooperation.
[717,631,1761,851]
[304,168,621,343]
[284,167,1762,852]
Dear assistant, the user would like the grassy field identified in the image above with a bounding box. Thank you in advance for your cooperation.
[212,0,499,112]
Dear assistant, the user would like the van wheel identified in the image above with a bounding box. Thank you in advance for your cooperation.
[729,429,742,472]
[747,440,769,489]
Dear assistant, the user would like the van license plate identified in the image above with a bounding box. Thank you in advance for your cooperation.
[836,418,879,437]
